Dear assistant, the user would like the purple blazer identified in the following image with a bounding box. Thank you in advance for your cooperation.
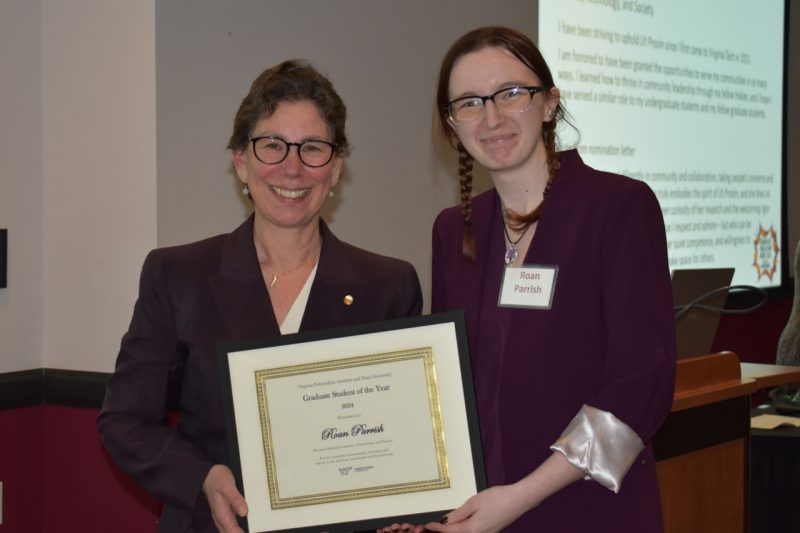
[432,150,675,532]
[98,215,422,533]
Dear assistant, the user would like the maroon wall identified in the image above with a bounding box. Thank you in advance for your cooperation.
[0,406,42,533]
[0,405,160,533]
[712,294,793,365]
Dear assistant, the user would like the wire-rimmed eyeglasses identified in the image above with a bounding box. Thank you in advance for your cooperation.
[443,86,548,124]
[250,136,338,168]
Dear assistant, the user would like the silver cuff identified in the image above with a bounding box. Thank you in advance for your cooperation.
[550,404,644,493]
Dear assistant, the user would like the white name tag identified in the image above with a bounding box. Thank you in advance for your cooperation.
[498,265,558,309]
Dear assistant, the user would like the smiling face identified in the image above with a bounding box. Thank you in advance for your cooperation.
[233,100,342,232]
[447,46,559,176]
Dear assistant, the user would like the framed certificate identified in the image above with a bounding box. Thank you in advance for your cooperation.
[218,312,485,533]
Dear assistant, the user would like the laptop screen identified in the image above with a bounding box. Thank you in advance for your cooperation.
[671,268,735,359]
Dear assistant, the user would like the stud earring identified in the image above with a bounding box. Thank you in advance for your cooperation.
[242,184,250,196]
[328,190,335,198]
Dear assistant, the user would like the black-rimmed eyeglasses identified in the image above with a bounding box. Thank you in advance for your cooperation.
[443,86,548,124]
[250,136,338,168]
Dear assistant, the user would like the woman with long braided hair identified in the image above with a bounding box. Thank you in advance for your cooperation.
[425,26,676,532]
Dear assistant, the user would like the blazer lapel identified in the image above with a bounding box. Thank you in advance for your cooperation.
[300,221,357,331]
[209,215,280,341]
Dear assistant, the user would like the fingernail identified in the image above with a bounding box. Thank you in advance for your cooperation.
[440,515,449,524]
[238,506,247,516]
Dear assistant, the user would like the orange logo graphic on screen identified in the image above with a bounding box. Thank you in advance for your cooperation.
[752,224,779,282]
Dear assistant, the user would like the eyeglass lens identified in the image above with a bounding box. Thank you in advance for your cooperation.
[448,87,540,123]
[252,137,335,167]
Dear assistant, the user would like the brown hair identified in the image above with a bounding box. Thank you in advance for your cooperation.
[227,59,350,156]
[435,26,565,261]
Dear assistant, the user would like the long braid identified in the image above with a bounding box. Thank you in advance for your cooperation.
[506,113,561,231]
[543,121,560,192]
[457,141,476,262]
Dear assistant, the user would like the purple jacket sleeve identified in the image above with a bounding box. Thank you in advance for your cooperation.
[590,181,676,443]
[97,250,213,515]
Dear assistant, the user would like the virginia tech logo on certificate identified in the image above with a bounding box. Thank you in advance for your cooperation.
[254,348,450,509]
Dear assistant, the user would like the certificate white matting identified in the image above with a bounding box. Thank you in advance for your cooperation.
[220,313,483,533]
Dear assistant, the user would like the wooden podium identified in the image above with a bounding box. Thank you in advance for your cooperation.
[654,352,756,533]
[654,353,800,533]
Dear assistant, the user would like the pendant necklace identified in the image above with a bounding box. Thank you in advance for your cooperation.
[498,163,556,266]
[502,221,531,265]
[266,254,318,288]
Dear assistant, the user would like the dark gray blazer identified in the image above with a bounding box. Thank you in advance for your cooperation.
[98,215,422,532]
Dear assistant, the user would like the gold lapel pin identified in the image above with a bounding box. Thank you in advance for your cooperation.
[343,295,354,306]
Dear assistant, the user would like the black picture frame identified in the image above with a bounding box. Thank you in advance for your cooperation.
[217,311,485,533]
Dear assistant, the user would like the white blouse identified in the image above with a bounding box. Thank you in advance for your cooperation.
[279,261,319,335]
